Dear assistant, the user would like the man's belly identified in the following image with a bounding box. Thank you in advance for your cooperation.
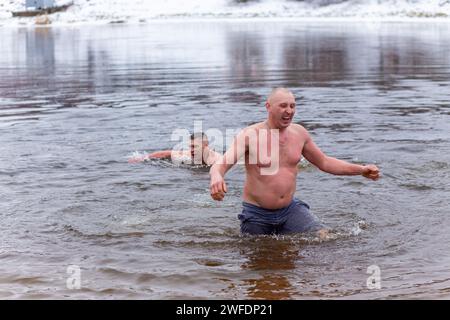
[243,168,297,210]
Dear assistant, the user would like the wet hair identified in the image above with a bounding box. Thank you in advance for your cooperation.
[190,132,208,141]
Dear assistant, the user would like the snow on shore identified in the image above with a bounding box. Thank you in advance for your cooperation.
[1,0,450,26]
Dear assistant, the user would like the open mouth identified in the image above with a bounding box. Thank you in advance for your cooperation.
[281,116,292,121]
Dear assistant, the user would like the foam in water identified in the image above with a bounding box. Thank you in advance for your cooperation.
[1,0,450,25]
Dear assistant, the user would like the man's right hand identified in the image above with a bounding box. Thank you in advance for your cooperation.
[210,172,228,201]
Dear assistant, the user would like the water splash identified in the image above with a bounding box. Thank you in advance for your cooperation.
[127,151,150,163]
[235,219,368,245]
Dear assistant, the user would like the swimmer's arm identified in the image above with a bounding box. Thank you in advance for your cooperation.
[302,130,380,180]
[128,150,184,163]
[151,150,190,162]
[148,150,173,159]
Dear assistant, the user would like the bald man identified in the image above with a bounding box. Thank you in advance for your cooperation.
[210,88,380,237]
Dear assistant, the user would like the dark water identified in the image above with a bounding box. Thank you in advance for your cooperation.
[1,21,450,299]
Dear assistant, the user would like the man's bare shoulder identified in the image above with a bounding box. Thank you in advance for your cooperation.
[289,123,310,137]
[244,122,265,131]
[233,122,265,138]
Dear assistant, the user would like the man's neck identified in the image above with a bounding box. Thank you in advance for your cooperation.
[265,119,288,133]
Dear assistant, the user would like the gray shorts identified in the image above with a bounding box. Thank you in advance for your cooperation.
[238,198,325,235]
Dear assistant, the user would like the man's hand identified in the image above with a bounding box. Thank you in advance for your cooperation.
[128,154,148,163]
[210,172,228,201]
[362,164,380,181]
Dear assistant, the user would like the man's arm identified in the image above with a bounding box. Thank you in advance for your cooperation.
[148,150,172,159]
[128,150,176,163]
[210,129,249,201]
[207,150,225,166]
[301,129,380,180]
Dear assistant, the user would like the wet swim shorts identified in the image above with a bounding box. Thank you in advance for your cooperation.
[238,198,325,235]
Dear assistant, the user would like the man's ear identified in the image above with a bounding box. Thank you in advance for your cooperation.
[265,101,270,111]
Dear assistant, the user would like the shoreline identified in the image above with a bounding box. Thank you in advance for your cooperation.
[1,16,450,29]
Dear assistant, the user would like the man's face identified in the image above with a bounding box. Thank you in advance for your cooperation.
[266,92,296,129]
[190,138,207,162]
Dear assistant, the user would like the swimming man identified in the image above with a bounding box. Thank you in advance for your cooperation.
[129,132,221,166]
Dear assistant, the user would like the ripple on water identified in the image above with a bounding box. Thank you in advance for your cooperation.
[2,21,450,299]
[153,220,367,250]
[61,224,148,239]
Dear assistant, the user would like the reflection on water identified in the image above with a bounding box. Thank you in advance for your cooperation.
[26,28,55,72]
[21,28,56,122]
[0,21,450,299]
[240,238,300,299]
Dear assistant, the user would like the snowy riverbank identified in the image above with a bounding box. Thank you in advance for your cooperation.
[1,0,450,26]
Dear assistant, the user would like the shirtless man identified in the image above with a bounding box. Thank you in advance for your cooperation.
[129,132,221,166]
[209,88,380,236]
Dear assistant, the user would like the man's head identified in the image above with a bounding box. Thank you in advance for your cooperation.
[190,132,209,163]
[265,87,296,129]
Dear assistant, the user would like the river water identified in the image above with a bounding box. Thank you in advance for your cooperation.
[1,20,450,299]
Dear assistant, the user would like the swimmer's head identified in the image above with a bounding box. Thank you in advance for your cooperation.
[265,87,296,129]
[190,132,209,163]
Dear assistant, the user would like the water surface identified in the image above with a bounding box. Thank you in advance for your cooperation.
[1,21,450,299]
